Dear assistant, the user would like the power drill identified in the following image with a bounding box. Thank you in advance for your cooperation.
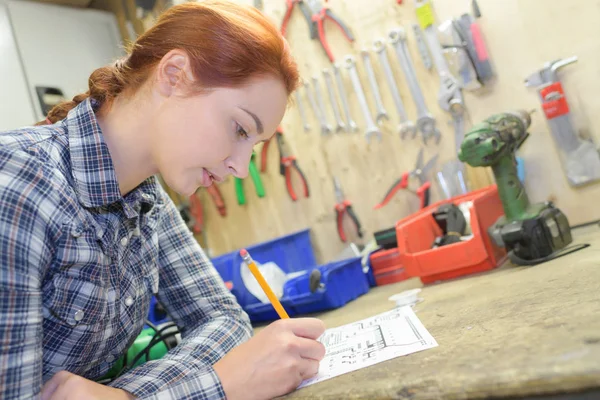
[458,110,573,265]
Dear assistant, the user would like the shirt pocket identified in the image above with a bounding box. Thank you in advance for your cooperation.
[44,274,108,331]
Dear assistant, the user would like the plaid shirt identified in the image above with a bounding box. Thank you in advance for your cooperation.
[0,98,252,399]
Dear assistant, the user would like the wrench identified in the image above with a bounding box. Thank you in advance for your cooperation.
[373,38,416,139]
[304,80,332,135]
[322,68,345,132]
[294,90,310,132]
[344,55,382,143]
[411,23,432,70]
[360,49,389,125]
[333,63,358,132]
[388,27,441,144]
[312,76,333,134]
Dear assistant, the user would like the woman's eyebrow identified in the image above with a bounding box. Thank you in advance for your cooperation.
[240,107,264,134]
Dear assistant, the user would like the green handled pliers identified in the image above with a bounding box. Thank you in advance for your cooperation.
[235,152,265,205]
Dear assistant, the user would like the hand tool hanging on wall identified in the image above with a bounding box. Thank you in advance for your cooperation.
[176,193,203,233]
[388,28,440,144]
[294,90,311,132]
[333,63,358,132]
[360,49,389,126]
[344,55,382,143]
[281,0,315,37]
[206,184,226,217]
[411,23,432,70]
[373,38,416,139]
[235,152,265,205]
[260,135,275,173]
[525,57,600,187]
[322,68,345,132]
[304,80,332,135]
[275,126,310,201]
[312,76,333,135]
[305,0,355,62]
[333,177,362,243]
[374,148,438,210]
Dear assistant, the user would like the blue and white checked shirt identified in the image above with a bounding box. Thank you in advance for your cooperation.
[0,98,252,399]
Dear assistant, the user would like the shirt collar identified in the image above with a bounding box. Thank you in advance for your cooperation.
[66,98,159,210]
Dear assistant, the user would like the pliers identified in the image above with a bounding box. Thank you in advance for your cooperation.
[235,152,265,205]
[374,148,439,210]
[305,0,355,62]
[334,177,362,243]
[206,183,226,217]
[275,126,309,201]
[281,0,316,38]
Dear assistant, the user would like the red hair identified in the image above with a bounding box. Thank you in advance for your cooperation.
[40,0,299,124]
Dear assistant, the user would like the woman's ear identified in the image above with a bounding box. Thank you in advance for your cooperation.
[155,49,194,97]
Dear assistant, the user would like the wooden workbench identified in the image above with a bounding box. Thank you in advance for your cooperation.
[275,227,600,399]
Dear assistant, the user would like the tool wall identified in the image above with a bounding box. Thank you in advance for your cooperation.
[157,0,600,261]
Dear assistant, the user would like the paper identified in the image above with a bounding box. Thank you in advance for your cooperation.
[298,306,438,388]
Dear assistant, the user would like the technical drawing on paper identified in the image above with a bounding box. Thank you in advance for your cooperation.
[298,306,438,388]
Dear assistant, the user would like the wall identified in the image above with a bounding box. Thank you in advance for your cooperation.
[195,0,600,262]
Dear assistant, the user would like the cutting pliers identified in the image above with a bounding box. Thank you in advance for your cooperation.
[305,0,355,62]
[281,0,316,38]
[334,177,362,243]
[275,127,309,201]
[235,152,265,205]
[374,148,439,210]
[206,183,226,217]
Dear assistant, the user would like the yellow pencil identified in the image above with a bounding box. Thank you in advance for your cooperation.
[240,249,290,319]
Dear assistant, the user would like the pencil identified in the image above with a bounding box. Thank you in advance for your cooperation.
[240,248,290,319]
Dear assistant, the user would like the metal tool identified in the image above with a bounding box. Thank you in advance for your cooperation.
[334,177,362,243]
[294,90,310,132]
[373,38,416,139]
[388,27,440,144]
[304,80,328,134]
[525,56,600,187]
[281,0,316,38]
[333,63,358,132]
[412,23,432,70]
[360,48,389,125]
[344,55,382,143]
[323,68,345,132]
[374,148,438,210]
[253,0,263,10]
[276,126,310,201]
[306,0,355,62]
[312,76,333,134]
[459,110,577,266]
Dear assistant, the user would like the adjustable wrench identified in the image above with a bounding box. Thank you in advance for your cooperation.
[294,90,310,132]
[312,76,333,135]
[333,64,358,132]
[322,68,345,132]
[373,38,416,139]
[360,49,388,125]
[388,27,440,144]
[344,55,382,143]
[304,79,332,135]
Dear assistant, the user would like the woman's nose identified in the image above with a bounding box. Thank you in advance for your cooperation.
[226,150,252,179]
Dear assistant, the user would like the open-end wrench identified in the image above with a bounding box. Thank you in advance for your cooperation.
[304,80,331,135]
[389,27,441,145]
[312,76,333,134]
[373,38,416,139]
[412,23,432,70]
[322,68,345,133]
[333,63,358,132]
[344,55,382,143]
[293,90,310,132]
[360,49,389,125]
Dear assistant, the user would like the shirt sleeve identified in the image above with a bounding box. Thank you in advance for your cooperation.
[109,189,252,399]
[0,149,60,400]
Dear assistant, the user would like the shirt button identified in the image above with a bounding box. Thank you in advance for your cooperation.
[74,310,84,322]
[120,236,128,246]
[132,227,141,237]
[71,225,83,238]
[124,296,134,307]
[106,354,115,363]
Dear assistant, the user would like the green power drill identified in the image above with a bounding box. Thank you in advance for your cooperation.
[458,110,573,265]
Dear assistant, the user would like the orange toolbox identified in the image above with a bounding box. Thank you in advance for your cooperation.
[395,185,507,284]
[369,247,410,286]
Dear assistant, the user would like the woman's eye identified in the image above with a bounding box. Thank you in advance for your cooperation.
[236,123,249,139]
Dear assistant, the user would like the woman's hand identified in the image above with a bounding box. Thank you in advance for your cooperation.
[214,318,326,400]
[41,370,136,400]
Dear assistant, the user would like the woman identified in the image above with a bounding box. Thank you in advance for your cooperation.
[0,1,326,399]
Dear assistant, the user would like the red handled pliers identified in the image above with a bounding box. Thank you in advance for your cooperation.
[281,0,316,38]
[206,183,226,217]
[374,148,438,210]
[305,0,355,62]
[275,127,309,201]
[334,177,362,243]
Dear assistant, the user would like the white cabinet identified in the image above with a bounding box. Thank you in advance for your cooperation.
[0,0,122,128]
